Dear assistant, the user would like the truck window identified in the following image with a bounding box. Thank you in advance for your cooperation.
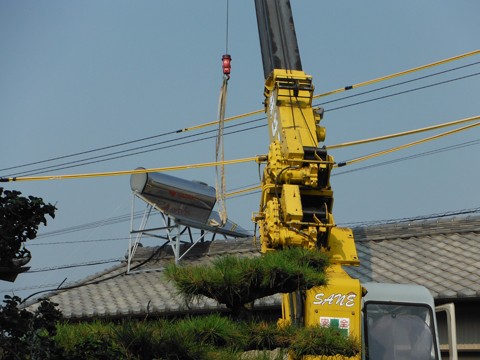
[365,303,438,360]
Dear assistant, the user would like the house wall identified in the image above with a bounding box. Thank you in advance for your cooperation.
[436,301,480,360]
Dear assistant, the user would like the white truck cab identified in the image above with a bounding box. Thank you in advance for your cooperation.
[362,283,441,360]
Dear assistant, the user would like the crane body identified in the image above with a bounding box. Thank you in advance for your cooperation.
[252,1,445,359]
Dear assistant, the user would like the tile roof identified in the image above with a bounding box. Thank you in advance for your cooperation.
[346,215,480,299]
[25,215,480,319]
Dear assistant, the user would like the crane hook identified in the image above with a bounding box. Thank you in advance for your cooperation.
[222,54,231,80]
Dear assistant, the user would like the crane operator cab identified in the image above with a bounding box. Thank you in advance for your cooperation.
[362,283,441,360]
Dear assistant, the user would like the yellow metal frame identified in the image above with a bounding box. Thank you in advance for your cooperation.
[253,69,361,359]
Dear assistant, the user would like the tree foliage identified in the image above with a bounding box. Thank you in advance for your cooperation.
[164,246,330,319]
[0,295,62,359]
[55,315,361,359]
[0,295,123,360]
[0,188,56,267]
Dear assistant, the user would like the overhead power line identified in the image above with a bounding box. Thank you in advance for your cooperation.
[313,48,480,99]
[36,211,154,238]
[328,115,480,150]
[4,119,266,178]
[339,206,480,228]
[332,138,480,177]
[3,50,479,176]
[317,60,480,107]
[21,236,178,303]
[26,258,122,273]
[3,113,479,184]
[1,157,257,183]
[7,67,479,179]
[334,120,480,168]
[30,237,131,245]
[0,283,68,294]
[322,71,480,113]
[5,203,478,296]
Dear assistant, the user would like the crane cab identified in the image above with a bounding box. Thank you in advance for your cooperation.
[362,283,441,360]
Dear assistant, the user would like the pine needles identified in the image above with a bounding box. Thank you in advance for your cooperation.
[164,247,330,318]
[55,315,361,359]
[19,247,362,359]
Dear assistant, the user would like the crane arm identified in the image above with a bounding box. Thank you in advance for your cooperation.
[252,0,362,349]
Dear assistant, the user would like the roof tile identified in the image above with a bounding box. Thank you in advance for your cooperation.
[24,215,480,319]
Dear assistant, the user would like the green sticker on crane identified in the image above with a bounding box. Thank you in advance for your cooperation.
[320,317,350,336]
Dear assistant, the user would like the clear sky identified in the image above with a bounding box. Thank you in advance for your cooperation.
[1,1,480,299]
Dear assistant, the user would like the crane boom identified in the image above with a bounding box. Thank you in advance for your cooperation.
[252,2,442,360]
[252,0,361,343]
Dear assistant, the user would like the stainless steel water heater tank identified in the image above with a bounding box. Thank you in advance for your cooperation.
[130,168,216,224]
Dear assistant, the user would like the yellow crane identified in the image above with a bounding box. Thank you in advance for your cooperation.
[252,1,449,359]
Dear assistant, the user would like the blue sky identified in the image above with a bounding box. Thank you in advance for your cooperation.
[1,1,480,299]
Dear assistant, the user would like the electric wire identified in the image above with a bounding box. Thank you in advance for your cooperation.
[4,118,266,178]
[3,51,479,175]
[315,60,480,108]
[8,68,478,179]
[332,138,480,177]
[312,48,480,99]
[27,258,122,273]
[3,126,265,179]
[334,120,480,168]
[1,283,68,294]
[228,190,262,199]
[36,211,152,238]
[5,67,469,179]
[28,238,131,245]
[2,157,257,183]
[11,48,480,305]
[339,206,480,228]
[21,241,171,304]
[0,130,181,173]
[323,71,480,113]
[328,115,480,150]
[4,61,480,178]
[4,203,479,296]
[3,110,479,185]
[226,185,262,197]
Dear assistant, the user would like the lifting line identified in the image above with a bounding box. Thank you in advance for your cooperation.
[216,74,229,225]
[215,0,232,226]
